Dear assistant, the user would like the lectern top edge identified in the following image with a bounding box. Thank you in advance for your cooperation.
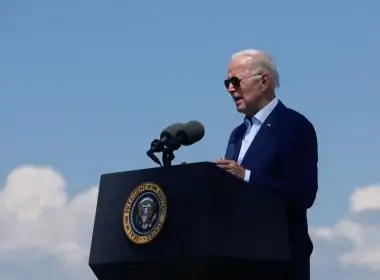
[100,161,215,177]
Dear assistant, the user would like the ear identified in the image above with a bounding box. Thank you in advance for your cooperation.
[260,73,270,91]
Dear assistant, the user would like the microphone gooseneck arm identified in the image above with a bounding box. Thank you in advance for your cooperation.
[146,139,163,166]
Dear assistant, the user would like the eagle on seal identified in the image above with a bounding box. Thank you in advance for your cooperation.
[137,197,157,230]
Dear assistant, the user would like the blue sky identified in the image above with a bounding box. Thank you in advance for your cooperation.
[1,0,380,279]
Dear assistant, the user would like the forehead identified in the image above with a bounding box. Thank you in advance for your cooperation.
[227,57,250,77]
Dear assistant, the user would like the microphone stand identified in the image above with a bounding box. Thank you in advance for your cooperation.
[162,149,175,167]
[162,138,180,167]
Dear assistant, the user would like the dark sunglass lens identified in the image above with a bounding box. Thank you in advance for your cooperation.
[230,77,240,88]
[224,79,229,89]
[224,77,240,89]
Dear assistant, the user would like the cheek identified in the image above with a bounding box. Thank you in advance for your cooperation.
[243,86,260,101]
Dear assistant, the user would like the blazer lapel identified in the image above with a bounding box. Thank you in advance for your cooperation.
[241,101,285,165]
[232,137,243,161]
[229,125,245,161]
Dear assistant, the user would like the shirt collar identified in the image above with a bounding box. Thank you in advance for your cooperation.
[244,97,279,127]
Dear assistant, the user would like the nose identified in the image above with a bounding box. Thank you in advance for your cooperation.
[227,81,236,94]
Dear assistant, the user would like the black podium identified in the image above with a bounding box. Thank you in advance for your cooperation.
[89,162,290,279]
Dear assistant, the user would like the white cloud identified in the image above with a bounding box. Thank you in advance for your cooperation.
[0,165,98,280]
[350,186,380,213]
[0,165,380,279]
[311,184,380,278]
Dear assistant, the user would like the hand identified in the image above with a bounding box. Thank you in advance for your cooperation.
[215,158,245,179]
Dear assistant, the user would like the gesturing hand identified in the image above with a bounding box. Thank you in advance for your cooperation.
[215,158,245,179]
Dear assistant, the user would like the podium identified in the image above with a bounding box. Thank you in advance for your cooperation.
[89,162,290,279]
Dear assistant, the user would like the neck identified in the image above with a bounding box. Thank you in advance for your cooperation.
[245,95,276,118]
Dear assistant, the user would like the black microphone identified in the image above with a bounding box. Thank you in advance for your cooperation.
[146,121,204,167]
[175,120,205,146]
[146,123,184,167]
[159,123,184,150]
[147,123,184,154]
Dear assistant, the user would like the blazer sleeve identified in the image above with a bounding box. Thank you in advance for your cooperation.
[248,119,318,209]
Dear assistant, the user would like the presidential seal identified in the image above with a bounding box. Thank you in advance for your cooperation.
[123,182,167,245]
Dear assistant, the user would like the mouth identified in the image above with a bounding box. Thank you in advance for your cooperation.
[233,96,243,103]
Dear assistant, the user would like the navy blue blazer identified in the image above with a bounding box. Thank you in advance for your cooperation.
[225,101,318,273]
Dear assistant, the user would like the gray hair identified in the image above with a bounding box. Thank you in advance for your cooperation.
[231,49,280,88]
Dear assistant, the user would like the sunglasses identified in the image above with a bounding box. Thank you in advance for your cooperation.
[224,73,262,89]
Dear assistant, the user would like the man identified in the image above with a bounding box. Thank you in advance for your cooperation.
[216,49,318,280]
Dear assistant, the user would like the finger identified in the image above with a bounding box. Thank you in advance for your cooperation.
[217,163,234,170]
[225,169,239,176]
[215,159,234,165]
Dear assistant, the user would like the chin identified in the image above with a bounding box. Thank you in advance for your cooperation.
[236,106,247,114]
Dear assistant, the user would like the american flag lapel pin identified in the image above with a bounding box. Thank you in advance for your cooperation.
[266,123,271,127]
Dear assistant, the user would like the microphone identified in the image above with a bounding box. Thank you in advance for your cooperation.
[175,121,205,146]
[159,123,184,151]
[147,123,184,154]
[146,121,205,167]
[147,123,184,167]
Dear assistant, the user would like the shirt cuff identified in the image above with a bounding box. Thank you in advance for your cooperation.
[243,169,251,182]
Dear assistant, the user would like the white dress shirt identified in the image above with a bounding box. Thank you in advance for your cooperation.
[237,98,279,182]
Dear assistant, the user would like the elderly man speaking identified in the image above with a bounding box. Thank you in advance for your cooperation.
[216,49,318,280]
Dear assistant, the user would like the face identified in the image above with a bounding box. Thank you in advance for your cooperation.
[225,58,269,116]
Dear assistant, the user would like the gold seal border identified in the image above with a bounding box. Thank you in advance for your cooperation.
[122,182,167,245]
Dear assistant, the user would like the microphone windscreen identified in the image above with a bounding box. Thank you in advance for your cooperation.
[180,121,205,146]
[160,123,184,139]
